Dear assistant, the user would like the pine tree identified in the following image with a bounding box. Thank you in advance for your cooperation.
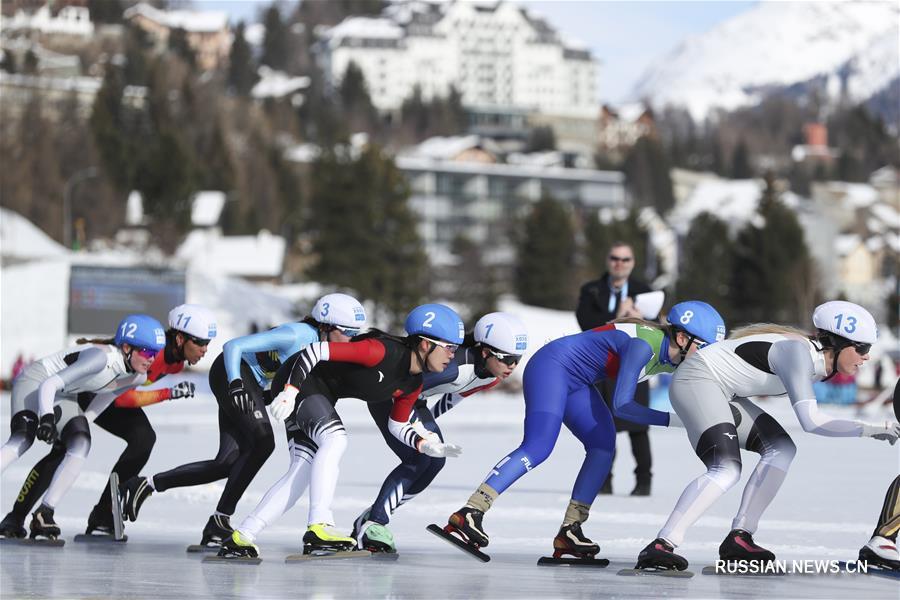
[168,28,196,70]
[261,5,289,71]
[731,175,819,326]
[228,22,258,96]
[674,212,736,325]
[447,234,498,322]
[309,145,426,326]
[340,61,378,134]
[515,196,577,309]
[731,140,754,179]
[623,136,675,214]
[89,66,135,192]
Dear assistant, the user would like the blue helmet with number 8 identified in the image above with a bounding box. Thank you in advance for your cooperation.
[405,303,464,344]
[666,301,725,347]
[115,314,166,351]
[812,301,877,345]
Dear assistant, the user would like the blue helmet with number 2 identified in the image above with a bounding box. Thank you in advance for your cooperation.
[405,303,465,345]
[667,301,726,347]
[114,314,166,351]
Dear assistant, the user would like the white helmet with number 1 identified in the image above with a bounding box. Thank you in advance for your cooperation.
[474,312,528,355]
[312,293,367,332]
[812,301,877,345]
[168,304,217,340]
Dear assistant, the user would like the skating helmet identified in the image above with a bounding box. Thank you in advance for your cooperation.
[168,304,217,341]
[405,303,465,345]
[312,293,367,337]
[812,301,877,350]
[115,314,166,351]
[667,301,726,347]
[474,312,528,355]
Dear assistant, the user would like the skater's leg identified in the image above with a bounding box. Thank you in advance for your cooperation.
[238,437,313,540]
[1,377,42,472]
[563,385,616,508]
[40,414,91,509]
[5,442,65,523]
[91,404,156,514]
[152,406,240,490]
[729,398,796,534]
[656,360,742,547]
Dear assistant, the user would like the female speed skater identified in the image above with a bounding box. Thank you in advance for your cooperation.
[0,314,166,539]
[217,303,466,559]
[634,300,900,571]
[121,293,367,548]
[0,304,215,540]
[352,312,529,553]
[441,301,726,560]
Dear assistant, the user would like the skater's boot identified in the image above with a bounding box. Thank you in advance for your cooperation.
[350,507,371,542]
[85,504,115,536]
[553,522,600,559]
[718,529,776,565]
[200,514,233,547]
[636,537,689,571]
[29,505,61,540]
[447,507,489,548]
[859,536,900,571]
[0,512,26,539]
[217,530,259,559]
[121,476,153,522]
[357,521,396,553]
[303,523,356,554]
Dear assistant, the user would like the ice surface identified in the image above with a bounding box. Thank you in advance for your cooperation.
[1,374,897,599]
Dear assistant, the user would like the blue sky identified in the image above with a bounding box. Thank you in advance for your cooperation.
[195,0,756,102]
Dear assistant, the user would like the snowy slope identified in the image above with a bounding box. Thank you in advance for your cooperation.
[631,0,900,119]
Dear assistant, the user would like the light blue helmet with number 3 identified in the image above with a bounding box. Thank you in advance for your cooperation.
[813,301,877,345]
[666,301,726,347]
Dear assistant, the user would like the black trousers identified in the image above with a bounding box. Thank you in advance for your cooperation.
[599,379,652,483]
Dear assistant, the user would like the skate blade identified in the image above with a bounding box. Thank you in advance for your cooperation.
[539,556,610,567]
[187,544,221,553]
[617,567,693,578]
[370,551,400,561]
[426,524,490,563]
[202,555,261,565]
[286,549,371,562]
[74,534,128,544]
[110,472,125,540]
[1,537,65,547]
[838,561,900,580]
[702,564,785,577]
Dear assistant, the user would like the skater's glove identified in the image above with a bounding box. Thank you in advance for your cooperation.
[411,419,440,444]
[270,385,298,421]
[861,420,900,445]
[170,381,196,400]
[228,379,253,415]
[667,412,684,428]
[419,439,462,458]
[36,413,57,443]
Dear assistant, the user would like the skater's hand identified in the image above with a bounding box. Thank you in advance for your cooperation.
[419,439,462,458]
[171,381,196,400]
[270,385,298,421]
[228,379,253,415]
[36,413,57,443]
[861,420,900,445]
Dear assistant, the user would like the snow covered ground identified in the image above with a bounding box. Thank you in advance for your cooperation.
[1,374,897,599]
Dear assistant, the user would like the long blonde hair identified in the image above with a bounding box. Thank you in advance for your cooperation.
[611,317,668,333]
[729,323,811,340]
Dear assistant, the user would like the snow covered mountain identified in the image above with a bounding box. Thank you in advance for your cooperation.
[630,1,900,120]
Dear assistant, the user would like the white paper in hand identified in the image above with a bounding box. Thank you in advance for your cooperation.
[634,290,665,319]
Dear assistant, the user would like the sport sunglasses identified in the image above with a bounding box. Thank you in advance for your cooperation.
[487,348,522,366]
[185,334,211,347]
[334,325,362,337]
[134,347,159,360]
[421,336,459,353]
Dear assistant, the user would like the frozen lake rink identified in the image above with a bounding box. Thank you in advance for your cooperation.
[2,375,898,599]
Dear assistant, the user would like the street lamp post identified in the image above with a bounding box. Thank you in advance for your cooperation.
[63,167,98,249]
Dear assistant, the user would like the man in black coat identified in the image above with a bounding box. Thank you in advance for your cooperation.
[575,241,654,496]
